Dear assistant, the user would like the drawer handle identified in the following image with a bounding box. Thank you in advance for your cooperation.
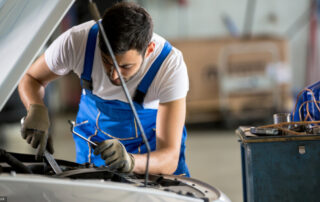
[298,145,306,155]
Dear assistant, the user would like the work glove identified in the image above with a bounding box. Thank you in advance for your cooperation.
[21,104,54,157]
[94,139,135,173]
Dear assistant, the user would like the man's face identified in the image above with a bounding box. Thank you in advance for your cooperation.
[100,49,144,86]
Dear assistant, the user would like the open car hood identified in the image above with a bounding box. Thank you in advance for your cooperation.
[0,0,74,110]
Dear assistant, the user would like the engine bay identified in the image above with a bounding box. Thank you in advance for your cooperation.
[0,149,221,201]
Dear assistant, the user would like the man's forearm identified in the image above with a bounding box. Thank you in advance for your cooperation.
[18,73,46,109]
[132,148,179,175]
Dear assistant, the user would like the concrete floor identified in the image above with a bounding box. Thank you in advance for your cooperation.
[0,113,243,202]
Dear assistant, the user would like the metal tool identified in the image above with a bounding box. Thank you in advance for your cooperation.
[250,127,280,136]
[68,120,97,147]
[44,150,62,174]
[20,117,62,174]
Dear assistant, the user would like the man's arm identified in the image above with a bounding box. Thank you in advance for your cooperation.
[18,54,61,155]
[132,97,186,175]
[18,54,61,109]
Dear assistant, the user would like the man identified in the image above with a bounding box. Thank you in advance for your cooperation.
[18,2,189,176]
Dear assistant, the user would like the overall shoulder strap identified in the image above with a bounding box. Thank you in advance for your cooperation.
[80,23,99,90]
[133,41,172,105]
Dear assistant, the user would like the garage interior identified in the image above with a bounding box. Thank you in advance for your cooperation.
[0,0,319,202]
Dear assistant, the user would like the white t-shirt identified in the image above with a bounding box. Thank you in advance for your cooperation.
[45,21,189,109]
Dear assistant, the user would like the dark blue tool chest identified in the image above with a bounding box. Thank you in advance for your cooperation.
[237,127,320,202]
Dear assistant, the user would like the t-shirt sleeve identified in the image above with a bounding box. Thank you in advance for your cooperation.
[157,49,189,103]
[44,29,75,76]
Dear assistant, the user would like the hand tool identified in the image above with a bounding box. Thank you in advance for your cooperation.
[44,150,62,174]
[21,117,62,174]
[250,127,280,136]
[68,120,97,148]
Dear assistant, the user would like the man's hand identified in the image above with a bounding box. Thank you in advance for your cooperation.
[21,104,53,156]
[94,139,135,173]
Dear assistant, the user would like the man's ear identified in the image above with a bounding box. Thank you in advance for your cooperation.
[144,42,155,58]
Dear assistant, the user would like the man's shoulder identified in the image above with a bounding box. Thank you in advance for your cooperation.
[152,33,166,44]
[147,34,188,105]
[149,33,187,83]
[152,33,183,60]
[67,20,96,39]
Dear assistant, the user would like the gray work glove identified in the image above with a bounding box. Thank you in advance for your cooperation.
[21,104,54,157]
[94,139,135,173]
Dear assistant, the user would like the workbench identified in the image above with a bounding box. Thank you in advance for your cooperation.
[236,126,320,202]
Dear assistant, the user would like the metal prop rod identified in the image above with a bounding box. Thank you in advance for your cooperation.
[97,21,151,187]
[88,0,101,21]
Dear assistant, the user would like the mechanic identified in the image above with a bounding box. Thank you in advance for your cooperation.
[18,2,189,176]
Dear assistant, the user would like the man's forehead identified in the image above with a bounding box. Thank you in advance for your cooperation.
[100,49,142,64]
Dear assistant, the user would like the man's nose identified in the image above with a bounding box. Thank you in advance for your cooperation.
[110,67,118,79]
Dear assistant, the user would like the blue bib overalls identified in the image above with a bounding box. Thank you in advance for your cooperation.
[72,23,189,176]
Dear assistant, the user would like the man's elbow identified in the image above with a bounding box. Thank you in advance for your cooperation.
[159,153,179,175]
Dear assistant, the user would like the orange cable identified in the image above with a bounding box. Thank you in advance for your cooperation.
[258,120,320,129]
[292,88,320,120]
[305,88,320,112]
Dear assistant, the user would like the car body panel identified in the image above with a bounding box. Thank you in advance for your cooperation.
[1,174,203,202]
[0,0,74,110]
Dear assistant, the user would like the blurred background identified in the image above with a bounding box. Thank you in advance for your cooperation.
[1,0,320,201]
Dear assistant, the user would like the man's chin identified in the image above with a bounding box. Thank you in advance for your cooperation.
[110,78,125,86]
[110,80,121,86]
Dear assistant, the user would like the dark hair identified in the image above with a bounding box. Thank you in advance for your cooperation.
[98,2,153,56]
